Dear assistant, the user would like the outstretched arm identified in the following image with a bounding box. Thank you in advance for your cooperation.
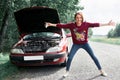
[45,22,57,28]
[100,20,115,26]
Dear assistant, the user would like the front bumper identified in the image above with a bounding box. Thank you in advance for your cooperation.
[10,52,67,66]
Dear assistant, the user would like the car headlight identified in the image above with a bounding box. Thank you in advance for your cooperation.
[11,48,24,54]
[46,46,61,52]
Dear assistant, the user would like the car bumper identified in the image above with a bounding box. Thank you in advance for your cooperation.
[10,52,67,66]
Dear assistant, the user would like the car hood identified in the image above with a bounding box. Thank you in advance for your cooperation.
[14,6,61,36]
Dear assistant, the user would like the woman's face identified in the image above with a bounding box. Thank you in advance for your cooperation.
[75,14,83,24]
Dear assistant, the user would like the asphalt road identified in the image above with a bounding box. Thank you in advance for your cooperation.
[7,39,120,80]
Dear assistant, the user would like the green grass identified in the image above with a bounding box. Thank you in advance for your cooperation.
[0,53,18,80]
[90,37,120,45]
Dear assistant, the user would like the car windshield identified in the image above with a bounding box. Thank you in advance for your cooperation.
[23,32,61,40]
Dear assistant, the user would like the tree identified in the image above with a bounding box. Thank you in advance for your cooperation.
[88,28,93,38]
[107,23,120,38]
[114,24,120,37]
[0,0,30,52]
[107,29,114,38]
[0,0,10,53]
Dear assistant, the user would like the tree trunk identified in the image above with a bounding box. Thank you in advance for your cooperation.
[0,8,9,53]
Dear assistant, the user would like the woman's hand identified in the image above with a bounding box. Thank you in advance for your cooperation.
[108,20,116,26]
[100,20,116,26]
[45,22,57,28]
[45,22,51,28]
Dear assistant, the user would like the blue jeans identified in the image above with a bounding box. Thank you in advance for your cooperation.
[66,43,102,71]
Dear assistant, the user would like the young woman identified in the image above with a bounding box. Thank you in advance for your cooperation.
[45,12,115,77]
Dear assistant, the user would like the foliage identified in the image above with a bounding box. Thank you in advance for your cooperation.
[0,0,10,52]
[88,28,93,38]
[107,23,120,38]
[0,0,8,27]
[0,54,18,80]
[107,29,114,38]
[113,24,120,37]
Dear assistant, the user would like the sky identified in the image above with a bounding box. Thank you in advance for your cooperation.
[79,0,120,35]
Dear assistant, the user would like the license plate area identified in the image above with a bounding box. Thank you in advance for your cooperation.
[24,56,44,61]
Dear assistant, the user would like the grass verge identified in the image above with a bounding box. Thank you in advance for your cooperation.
[0,53,18,80]
[90,37,120,45]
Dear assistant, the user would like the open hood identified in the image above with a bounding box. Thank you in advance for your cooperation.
[14,6,61,36]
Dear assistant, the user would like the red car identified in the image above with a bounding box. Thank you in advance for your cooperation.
[9,6,69,67]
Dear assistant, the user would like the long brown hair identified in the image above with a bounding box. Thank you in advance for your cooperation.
[74,12,84,22]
